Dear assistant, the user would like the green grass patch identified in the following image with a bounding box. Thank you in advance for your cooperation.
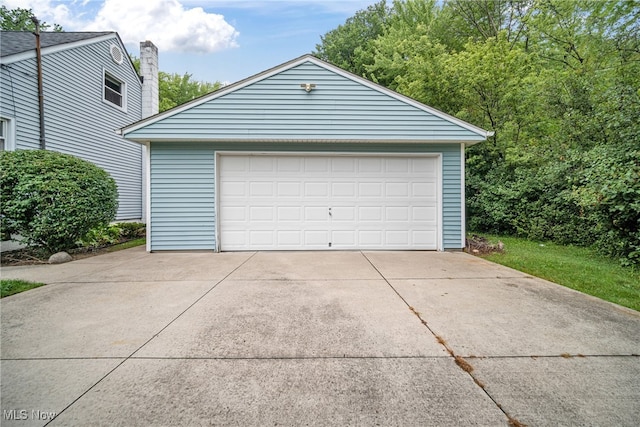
[1,279,46,298]
[105,238,146,252]
[477,235,640,311]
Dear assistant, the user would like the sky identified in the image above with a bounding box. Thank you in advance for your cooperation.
[2,0,376,84]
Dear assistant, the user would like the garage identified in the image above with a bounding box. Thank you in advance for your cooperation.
[218,154,440,251]
[119,55,491,252]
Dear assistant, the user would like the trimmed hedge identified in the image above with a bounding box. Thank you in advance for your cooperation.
[1,150,118,253]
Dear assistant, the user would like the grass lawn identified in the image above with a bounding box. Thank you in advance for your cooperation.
[477,235,640,312]
[105,238,146,252]
[1,279,46,298]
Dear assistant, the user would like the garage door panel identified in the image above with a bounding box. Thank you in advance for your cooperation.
[220,181,245,197]
[304,157,329,172]
[385,182,410,197]
[413,206,438,222]
[358,206,383,221]
[332,182,356,197]
[412,182,437,197]
[358,157,383,173]
[277,230,301,246]
[332,206,355,221]
[277,182,301,197]
[219,154,440,251]
[332,157,356,172]
[277,157,302,172]
[304,206,328,221]
[249,181,273,196]
[305,182,329,197]
[277,206,301,221]
[359,182,384,197]
[249,206,273,221]
[332,230,356,246]
[385,158,409,173]
[305,230,329,245]
[250,230,274,245]
[386,230,410,245]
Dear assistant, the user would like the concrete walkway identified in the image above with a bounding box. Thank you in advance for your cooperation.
[1,247,638,426]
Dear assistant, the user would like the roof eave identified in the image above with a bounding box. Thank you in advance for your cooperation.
[120,136,487,146]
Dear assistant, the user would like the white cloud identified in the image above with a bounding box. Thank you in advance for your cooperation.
[1,0,75,28]
[2,0,239,54]
[83,0,239,53]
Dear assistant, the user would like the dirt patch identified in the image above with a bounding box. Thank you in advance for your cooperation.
[465,234,505,255]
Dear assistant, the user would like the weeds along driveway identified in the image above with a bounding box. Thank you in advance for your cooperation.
[1,247,639,426]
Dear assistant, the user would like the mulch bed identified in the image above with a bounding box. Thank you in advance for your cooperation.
[1,240,136,267]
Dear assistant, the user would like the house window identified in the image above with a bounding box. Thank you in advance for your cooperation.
[0,119,6,151]
[104,72,125,108]
[0,118,13,151]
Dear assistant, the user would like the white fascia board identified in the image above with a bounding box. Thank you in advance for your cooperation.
[121,137,487,145]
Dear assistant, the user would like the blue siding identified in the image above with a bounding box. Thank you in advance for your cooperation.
[149,142,464,251]
[150,144,216,251]
[0,36,143,220]
[126,61,485,143]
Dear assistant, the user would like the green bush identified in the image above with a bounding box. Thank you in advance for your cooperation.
[77,223,122,248]
[77,222,145,248]
[116,222,146,239]
[0,150,118,253]
[466,143,639,266]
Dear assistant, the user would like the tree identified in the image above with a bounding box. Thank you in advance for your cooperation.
[130,55,221,112]
[0,6,63,31]
[313,0,391,76]
[158,71,221,112]
[367,0,453,109]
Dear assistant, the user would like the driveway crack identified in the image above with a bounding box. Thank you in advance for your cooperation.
[360,251,528,427]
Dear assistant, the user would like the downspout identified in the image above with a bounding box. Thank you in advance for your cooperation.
[31,16,46,150]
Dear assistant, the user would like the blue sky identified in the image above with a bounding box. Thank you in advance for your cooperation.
[3,0,375,84]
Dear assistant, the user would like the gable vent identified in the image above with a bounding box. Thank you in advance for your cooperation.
[110,44,123,65]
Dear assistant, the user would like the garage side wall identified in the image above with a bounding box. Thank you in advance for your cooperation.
[150,143,216,250]
[149,142,464,251]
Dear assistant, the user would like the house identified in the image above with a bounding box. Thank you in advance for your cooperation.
[120,55,491,252]
[0,31,158,220]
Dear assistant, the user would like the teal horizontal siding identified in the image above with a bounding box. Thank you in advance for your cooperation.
[149,142,464,250]
[1,37,143,220]
[150,144,216,251]
[127,61,484,143]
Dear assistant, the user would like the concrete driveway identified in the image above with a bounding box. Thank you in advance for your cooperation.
[1,247,639,426]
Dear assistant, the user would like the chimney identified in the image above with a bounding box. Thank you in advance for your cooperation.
[140,41,158,118]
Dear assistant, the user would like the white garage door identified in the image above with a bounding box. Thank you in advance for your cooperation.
[218,154,440,251]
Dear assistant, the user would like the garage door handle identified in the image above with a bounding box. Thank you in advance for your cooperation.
[328,207,332,217]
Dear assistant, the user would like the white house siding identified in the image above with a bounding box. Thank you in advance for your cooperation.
[0,37,143,220]
[148,142,463,251]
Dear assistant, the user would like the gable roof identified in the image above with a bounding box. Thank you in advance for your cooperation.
[0,31,113,57]
[121,54,492,145]
[0,31,121,65]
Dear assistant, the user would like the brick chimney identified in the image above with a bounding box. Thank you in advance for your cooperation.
[140,41,158,118]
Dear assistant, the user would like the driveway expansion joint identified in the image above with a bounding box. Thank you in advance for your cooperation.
[37,252,259,426]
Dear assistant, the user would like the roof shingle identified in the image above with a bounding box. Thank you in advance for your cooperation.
[0,31,114,57]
